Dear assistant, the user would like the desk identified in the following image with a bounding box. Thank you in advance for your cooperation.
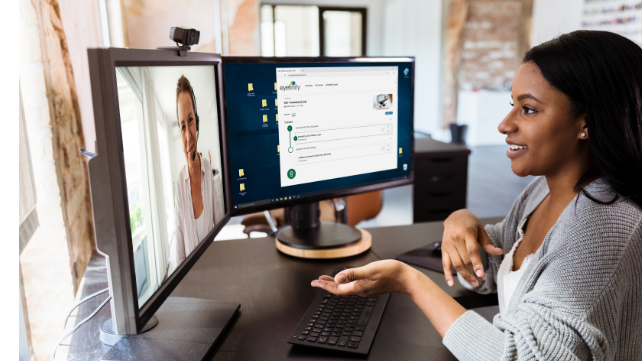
[62,218,502,361]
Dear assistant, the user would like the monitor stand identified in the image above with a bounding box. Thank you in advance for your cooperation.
[275,202,371,259]
[100,297,240,361]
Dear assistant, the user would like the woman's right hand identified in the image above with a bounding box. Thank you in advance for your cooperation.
[441,209,504,287]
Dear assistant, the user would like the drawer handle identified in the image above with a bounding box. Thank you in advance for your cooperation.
[431,192,450,197]
[431,157,454,163]
[428,209,451,214]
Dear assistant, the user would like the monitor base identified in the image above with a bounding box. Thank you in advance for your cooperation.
[99,297,240,361]
[276,227,371,259]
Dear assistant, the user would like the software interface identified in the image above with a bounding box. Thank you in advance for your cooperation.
[224,62,412,209]
[115,65,225,308]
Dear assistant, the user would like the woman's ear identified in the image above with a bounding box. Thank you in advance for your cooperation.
[578,113,588,139]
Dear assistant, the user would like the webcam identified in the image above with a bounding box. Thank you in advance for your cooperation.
[170,27,200,47]
[158,27,200,57]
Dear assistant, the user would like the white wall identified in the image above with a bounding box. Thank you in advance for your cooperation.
[381,0,443,137]
[531,0,583,46]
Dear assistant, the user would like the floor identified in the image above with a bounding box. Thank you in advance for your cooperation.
[217,144,535,239]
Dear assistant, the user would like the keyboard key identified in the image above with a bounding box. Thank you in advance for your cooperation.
[302,331,309,335]
[298,336,306,341]
[310,332,320,337]
[317,320,326,325]
[307,337,317,342]
[327,337,338,345]
[350,336,362,342]
[344,327,353,332]
[307,323,314,327]
[321,332,330,336]
[342,331,352,336]
[352,331,363,337]
[347,342,359,348]
[355,326,365,332]
[337,336,349,347]
[357,306,374,326]
[313,328,322,333]
[305,327,312,331]
[366,302,376,307]
[320,317,328,321]
[317,336,328,344]
[323,327,333,332]
[331,332,341,337]
[312,315,319,319]
[367,298,378,302]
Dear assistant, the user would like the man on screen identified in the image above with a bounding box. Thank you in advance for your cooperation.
[171,75,223,266]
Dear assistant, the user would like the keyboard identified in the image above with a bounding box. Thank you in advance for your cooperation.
[287,267,389,355]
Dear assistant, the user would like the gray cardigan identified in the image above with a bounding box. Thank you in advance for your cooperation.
[443,177,642,360]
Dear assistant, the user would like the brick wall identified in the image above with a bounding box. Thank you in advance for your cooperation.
[441,0,532,126]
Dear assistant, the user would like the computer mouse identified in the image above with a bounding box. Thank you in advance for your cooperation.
[431,242,442,257]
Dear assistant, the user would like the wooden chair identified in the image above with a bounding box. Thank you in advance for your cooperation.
[241,191,383,236]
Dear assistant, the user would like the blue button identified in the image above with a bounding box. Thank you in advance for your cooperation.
[385,111,393,115]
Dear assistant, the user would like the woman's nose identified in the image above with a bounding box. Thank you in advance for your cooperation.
[498,110,517,135]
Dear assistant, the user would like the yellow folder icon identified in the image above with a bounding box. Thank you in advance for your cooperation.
[274,82,277,90]
[248,83,253,92]
[263,114,268,122]
[262,99,267,107]
[277,145,280,152]
[240,183,245,191]
[275,99,278,106]
[399,148,403,154]
[239,169,244,177]
[276,114,278,122]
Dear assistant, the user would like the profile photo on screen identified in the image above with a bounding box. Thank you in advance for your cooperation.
[115,65,224,308]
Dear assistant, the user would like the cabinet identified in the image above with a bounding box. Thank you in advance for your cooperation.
[413,138,471,223]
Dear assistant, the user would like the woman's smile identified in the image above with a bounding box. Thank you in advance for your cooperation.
[506,141,528,159]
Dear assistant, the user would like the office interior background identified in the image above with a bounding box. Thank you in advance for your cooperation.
[17,0,642,359]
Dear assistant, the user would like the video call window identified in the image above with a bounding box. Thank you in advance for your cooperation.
[115,66,224,308]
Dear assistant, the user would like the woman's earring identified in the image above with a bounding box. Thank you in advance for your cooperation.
[581,132,586,138]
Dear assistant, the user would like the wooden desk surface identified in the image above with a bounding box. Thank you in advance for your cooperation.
[61,219,503,361]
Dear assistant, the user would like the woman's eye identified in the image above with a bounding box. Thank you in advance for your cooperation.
[523,106,535,114]
[509,102,514,107]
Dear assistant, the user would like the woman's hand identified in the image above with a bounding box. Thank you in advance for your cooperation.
[311,260,414,297]
[442,209,504,288]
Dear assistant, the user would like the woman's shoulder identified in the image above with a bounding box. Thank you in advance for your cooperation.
[551,180,642,260]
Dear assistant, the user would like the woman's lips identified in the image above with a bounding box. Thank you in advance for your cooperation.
[506,144,528,159]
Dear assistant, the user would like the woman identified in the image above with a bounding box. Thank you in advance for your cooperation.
[171,75,223,266]
[311,31,642,360]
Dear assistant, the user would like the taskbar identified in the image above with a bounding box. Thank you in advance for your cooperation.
[233,175,411,210]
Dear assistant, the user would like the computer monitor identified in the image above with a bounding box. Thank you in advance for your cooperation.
[221,57,414,251]
[87,48,236,339]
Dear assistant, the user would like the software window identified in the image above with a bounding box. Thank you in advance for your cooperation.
[277,66,398,187]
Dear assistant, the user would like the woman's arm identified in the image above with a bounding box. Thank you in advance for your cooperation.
[312,260,466,337]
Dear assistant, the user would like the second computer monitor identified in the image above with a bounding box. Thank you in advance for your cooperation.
[222,57,414,214]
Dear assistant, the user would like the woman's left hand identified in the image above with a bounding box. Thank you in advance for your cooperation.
[311,260,413,297]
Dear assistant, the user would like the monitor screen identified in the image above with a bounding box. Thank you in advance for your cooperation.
[223,61,413,210]
[115,65,225,308]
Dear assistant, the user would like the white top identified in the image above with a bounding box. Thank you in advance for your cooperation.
[195,210,206,242]
[496,218,534,315]
[170,154,223,269]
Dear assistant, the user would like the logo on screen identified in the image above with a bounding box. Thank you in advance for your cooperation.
[280,80,300,92]
[404,68,409,76]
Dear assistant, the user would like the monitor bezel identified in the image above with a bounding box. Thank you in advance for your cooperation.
[220,56,415,216]
[87,48,232,334]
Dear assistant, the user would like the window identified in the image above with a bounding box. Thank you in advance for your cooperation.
[260,4,367,57]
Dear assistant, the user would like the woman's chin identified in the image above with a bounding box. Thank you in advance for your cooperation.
[510,162,530,178]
